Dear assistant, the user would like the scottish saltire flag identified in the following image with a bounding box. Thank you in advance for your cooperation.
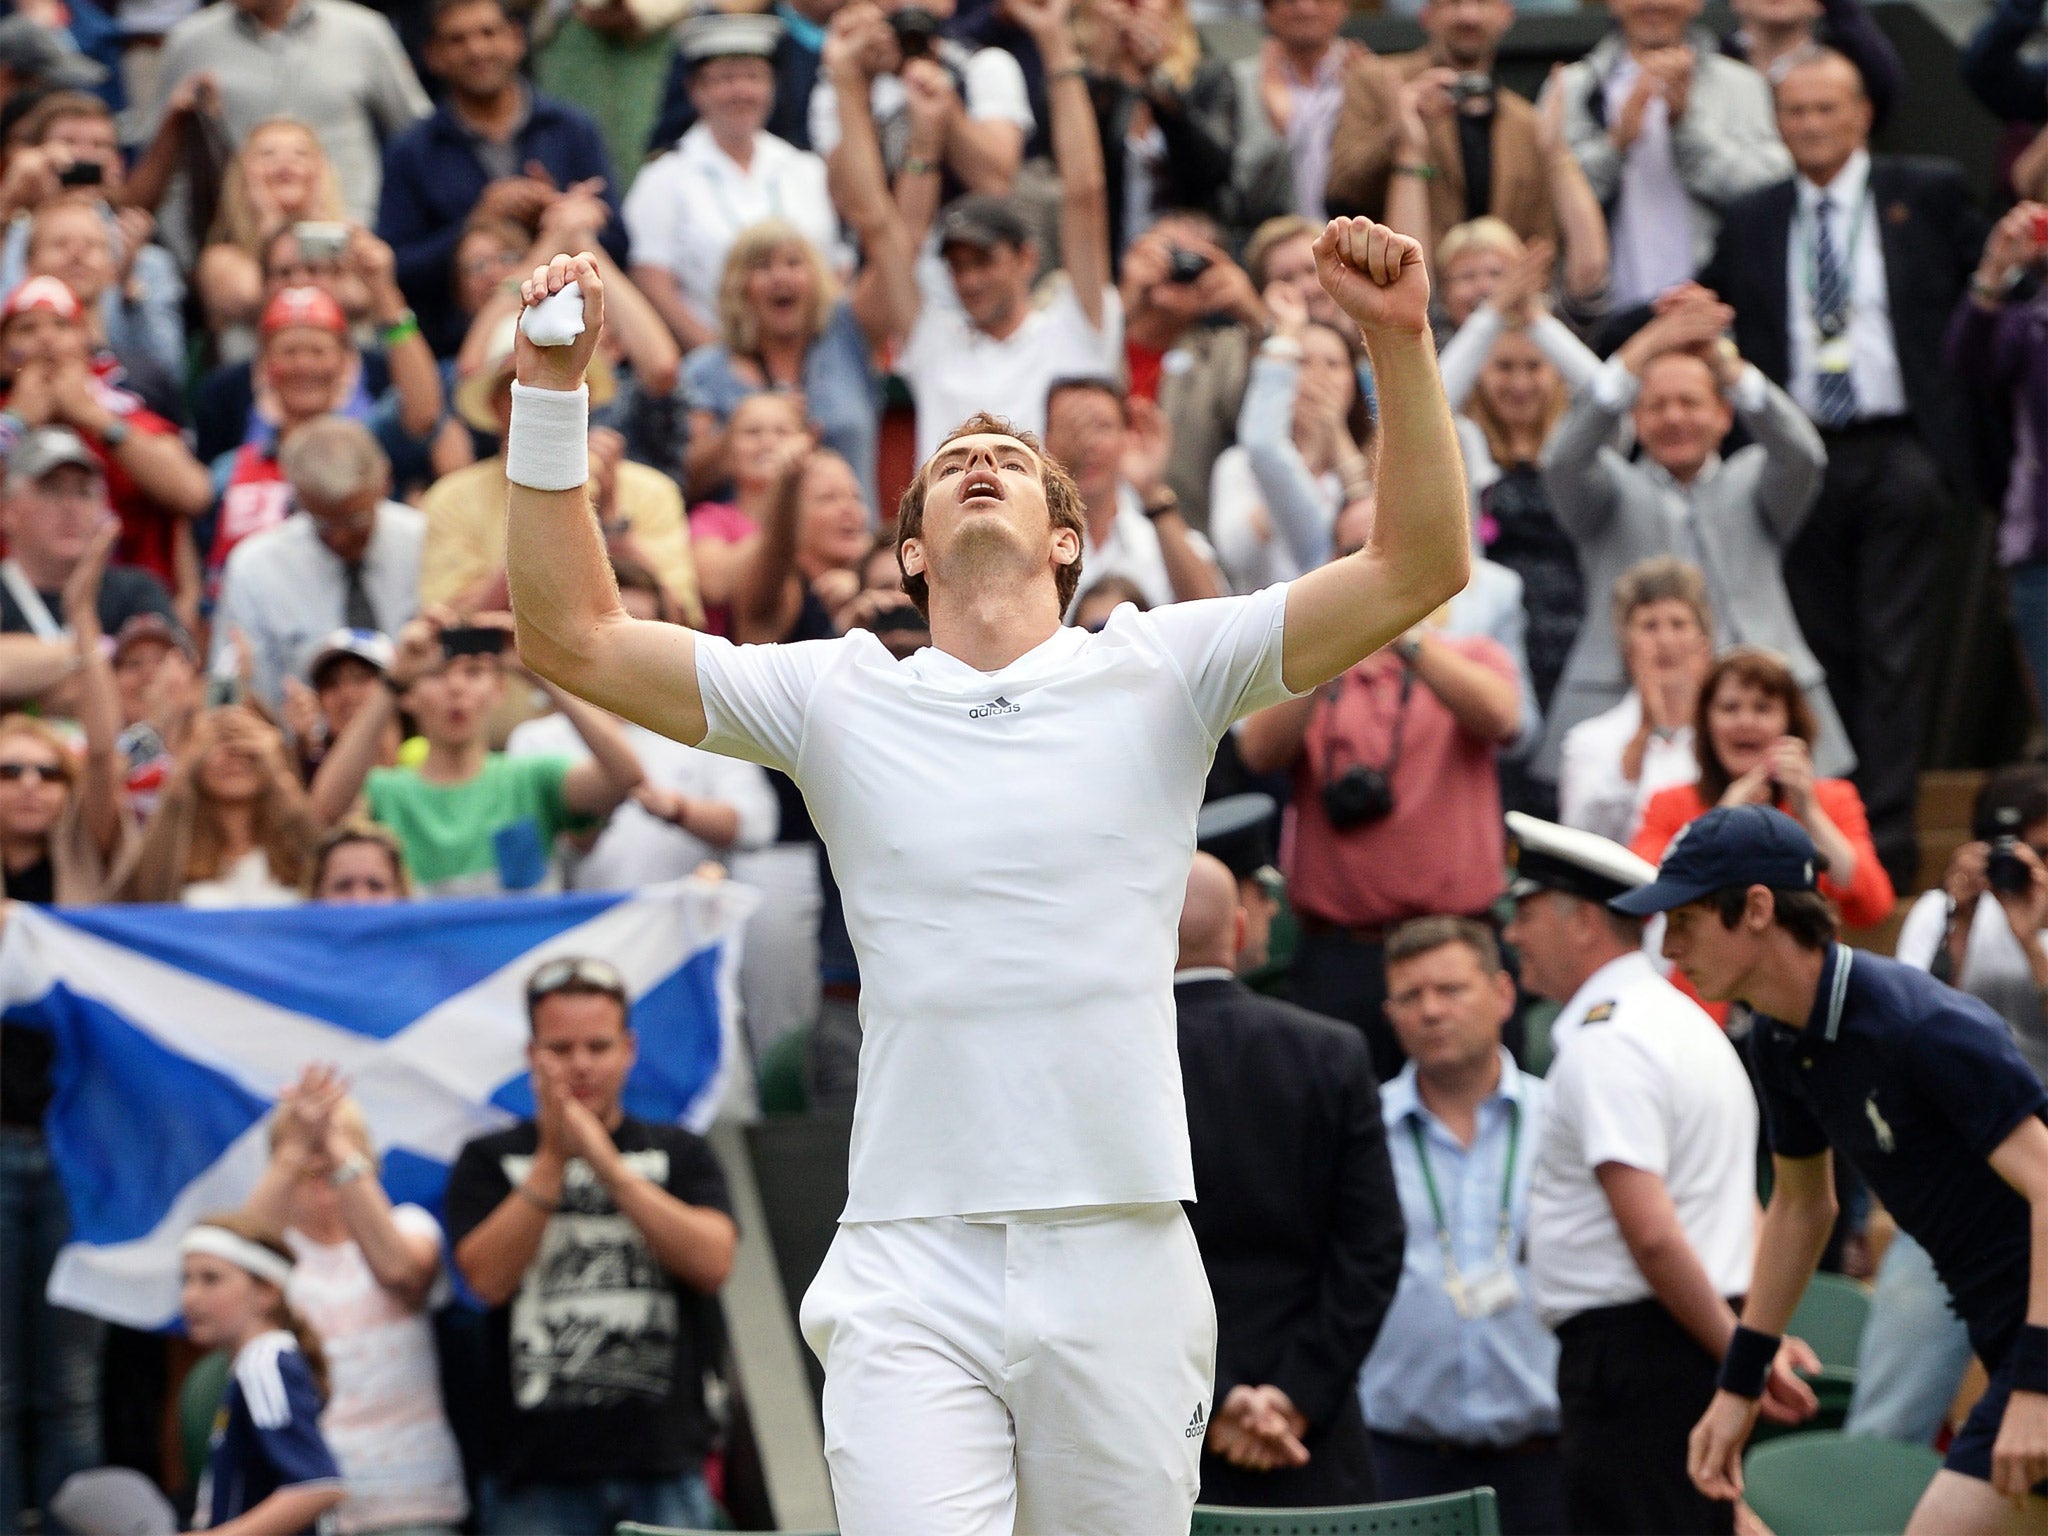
[0,879,757,1329]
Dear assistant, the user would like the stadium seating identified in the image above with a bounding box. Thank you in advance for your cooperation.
[1741,1431,1943,1536]
[1189,1488,1503,1535]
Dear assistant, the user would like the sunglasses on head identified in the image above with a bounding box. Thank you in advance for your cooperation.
[0,762,66,784]
[526,956,628,1004]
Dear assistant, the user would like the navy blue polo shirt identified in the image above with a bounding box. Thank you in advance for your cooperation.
[1751,944,2048,1359]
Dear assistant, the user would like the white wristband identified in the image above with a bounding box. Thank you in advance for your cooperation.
[507,381,590,491]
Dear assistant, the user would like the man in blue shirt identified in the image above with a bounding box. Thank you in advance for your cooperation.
[1620,806,2048,1533]
[1362,915,1563,1536]
[377,0,626,355]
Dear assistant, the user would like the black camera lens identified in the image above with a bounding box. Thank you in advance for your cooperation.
[890,7,941,58]
[1166,248,1211,284]
[1989,836,2034,896]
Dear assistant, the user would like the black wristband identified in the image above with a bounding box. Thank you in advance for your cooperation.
[2014,1325,2048,1395]
[1716,1324,1781,1399]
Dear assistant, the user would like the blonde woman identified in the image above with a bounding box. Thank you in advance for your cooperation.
[109,706,325,906]
[240,1065,466,1535]
[195,119,350,349]
[1075,0,1236,260]
[680,218,908,508]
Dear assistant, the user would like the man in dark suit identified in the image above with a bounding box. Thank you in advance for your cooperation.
[1174,852,1405,1507]
[1697,48,1987,891]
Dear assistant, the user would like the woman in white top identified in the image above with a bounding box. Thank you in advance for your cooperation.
[1208,282,1374,591]
[241,1065,468,1536]
[1557,557,1713,844]
[109,706,322,906]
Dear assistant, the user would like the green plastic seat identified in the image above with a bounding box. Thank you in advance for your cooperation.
[1791,1273,1873,1372]
[1191,1488,1502,1535]
[1742,1430,1942,1536]
[178,1349,232,1491]
[755,1026,811,1116]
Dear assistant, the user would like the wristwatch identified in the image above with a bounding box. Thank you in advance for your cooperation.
[329,1152,372,1188]
[98,417,131,450]
[1141,489,1179,521]
[1392,634,1423,664]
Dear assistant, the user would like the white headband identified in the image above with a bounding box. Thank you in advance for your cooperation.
[179,1226,293,1289]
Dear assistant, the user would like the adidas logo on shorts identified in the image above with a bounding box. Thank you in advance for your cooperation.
[1185,1404,1207,1439]
[967,695,1022,719]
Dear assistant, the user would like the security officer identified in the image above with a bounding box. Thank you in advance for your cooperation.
[1505,813,1809,1536]
[1632,807,2048,1533]
[1198,793,1285,980]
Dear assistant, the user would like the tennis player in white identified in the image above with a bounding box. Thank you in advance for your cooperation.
[503,212,1466,1534]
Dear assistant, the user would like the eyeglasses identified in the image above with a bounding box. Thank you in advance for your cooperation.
[526,956,628,1003]
[0,762,66,784]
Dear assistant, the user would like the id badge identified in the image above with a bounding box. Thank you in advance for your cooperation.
[1456,1267,1521,1319]
[1814,334,1854,375]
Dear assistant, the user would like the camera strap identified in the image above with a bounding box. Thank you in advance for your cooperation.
[1320,661,1415,787]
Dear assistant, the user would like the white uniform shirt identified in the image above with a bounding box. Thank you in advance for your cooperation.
[1786,149,1907,421]
[899,279,1123,464]
[1528,951,1757,1325]
[622,124,838,331]
[504,711,779,890]
[1558,691,1699,846]
[693,582,1303,1219]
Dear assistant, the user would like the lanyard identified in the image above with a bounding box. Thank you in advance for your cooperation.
[1408,1098,1520,1279]
[1796,183,1871,329]
[1,560,64,640]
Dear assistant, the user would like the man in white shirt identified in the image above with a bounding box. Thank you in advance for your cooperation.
[211,416,423,711]
[502,185,1469,1533]
[1042,377,1222,614]
[1506,812,1810,1536]
[888,0,1119,463]
[624,12,839,352]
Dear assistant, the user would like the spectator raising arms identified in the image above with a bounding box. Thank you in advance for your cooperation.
[195,119,351,352]
[1559,556,1713,844]
[177,1214,345,1536]
[1230,0,1362,229]
[626,14,838,356]
[1073,0,1238,262]
[239,1065,468,1535]
[112,705,324,906]
[1632,646,1895,932]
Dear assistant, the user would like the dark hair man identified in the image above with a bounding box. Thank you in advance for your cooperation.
[501,194,1467,1530]
[444,957,736,1534]
[1620,806,2048,1534]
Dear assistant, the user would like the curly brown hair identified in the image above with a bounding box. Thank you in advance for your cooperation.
[1694,647,1819,805]
[894,413,1087,619]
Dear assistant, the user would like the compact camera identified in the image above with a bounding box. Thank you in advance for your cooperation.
[1166,247,1212,284]
[890,7,942,60]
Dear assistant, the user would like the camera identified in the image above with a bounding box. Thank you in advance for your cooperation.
[890,7,942,60]
[57,161,103,188]
[1166,247,1211,285]
[293,221,351,262]
[1989,808,2035,895]
[440,626,509,660]
[1448,72,1494,106]
[1322,765,1395,829]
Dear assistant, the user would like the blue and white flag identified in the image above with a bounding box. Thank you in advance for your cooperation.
[0,879,757,1329]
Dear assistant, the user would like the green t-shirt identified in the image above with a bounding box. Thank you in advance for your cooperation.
[366,753,582,896]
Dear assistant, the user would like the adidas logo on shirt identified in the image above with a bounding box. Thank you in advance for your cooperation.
[967,696,1022,719]
[1185,1404,1207,1439]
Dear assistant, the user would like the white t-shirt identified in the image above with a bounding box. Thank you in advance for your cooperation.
[807,45,1036,161]
[1896,889,2048,1085]
[505,712,779,890]
[693,582,1304,1219]
[899,278,1123,464]
[622,124,839,330]
[1558,691,1699,846]
[285,1206,467,1534]
[1068,484,1223,614]
[1528,951,1757,1325]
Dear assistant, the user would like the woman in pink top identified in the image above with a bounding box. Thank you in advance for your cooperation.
[241,1066,467,1536]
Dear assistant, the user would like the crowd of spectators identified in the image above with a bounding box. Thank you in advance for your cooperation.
[0,0,2042,1525]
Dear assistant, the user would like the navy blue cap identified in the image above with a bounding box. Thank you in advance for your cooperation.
[1608,805,1821,916]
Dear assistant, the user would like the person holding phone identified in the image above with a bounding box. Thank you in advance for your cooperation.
[308,609,645,897]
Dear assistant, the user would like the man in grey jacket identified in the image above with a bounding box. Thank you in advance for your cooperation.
[1551,0,1789,310]
[1534,287,1851,788]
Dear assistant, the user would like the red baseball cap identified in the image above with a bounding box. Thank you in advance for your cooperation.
[260,285,348,337]
[0,275,82,326]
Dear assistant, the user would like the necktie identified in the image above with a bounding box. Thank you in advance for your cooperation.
[1810,193,1859,429]
[343,563,377,633]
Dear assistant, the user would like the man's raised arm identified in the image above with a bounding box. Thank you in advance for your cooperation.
[505,254,709,748]
[1281,219,1470,694]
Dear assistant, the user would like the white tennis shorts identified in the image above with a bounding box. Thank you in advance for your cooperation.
[799,1201,1216,1536]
